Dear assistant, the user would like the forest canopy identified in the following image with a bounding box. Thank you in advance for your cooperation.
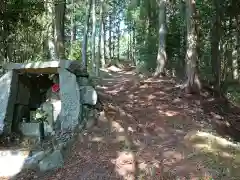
[0,0,240,101]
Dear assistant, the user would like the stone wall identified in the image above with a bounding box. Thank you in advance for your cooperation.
[25,74,101,172]
[0,60,101,172]
[56,65,98,132]
[18,75,101,172]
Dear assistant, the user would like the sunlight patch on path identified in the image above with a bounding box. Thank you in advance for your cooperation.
[185,131,240,162]
[111,151,136,179]
[107,66,122,72]
[0,150,29,177]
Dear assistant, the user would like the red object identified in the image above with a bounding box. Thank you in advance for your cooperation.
[52,83,60,93]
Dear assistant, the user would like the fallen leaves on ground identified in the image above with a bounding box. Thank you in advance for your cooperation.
[7,66,240,180]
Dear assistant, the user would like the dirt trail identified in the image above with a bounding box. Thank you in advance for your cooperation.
[13,67,240,179]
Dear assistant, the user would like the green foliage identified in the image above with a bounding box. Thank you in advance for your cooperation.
[119,35,129,56]
[1,0,44,29]
[226,85,240,103]
[68,40,82,60]
[126,0,159,73]
[0,0,45,62]
[33,107,48,123]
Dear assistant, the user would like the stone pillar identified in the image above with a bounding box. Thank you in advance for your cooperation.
[0,70,18,134]
[58,68,80,130]
[77,76,99,129]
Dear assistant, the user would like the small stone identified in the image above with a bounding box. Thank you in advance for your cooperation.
[39,150,64,172]
[23,150,52,170]
[81,86,98,105]
[65,60,88,77]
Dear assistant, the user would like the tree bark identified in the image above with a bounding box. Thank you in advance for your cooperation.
[54,0,66,59]
[70,0,76,43]
[132,23,136,65]
[237,18,240,81]
[108,15,112,60]
[210,0,221,92]
[0,0,6,63]
[234,15,240,80]
[100,20,106,68]
[184,0,201,93]
[112,29,115,59]
[91,0,97,75]
[127,28,130,60]
[3,14,9,63]
[82,0,92,69]
[1,0,11,63]
[103,20,106,64]
[117,20,120,62]
[45,0,57,60]
[98,0,105,70]
[69,0,76,59]
[154,0,167,77]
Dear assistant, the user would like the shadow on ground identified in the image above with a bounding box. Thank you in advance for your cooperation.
[9,65,240,180]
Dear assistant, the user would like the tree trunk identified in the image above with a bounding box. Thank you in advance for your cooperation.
[108,15,112,60]
[234,15,240,80]
[82,0,92,69]
[117,20,120,62]
[210,0,221,92]
[54,0,66,59]
[127,29,130,60]
[237,25,240,81]
[3,15,9,63]
[132,24,136,65]
[179,1,186,73]
[233,33,239,80]
[112,31,115,59]
[227,17,234,80]
[45,0,57,60]
[42,37,50,60]
[0,1,4,62]
[0,0,8,63]
[98,0,105,70]
[91,0,97,75]
[184,0,201,93]
[69,0,76,59]
[103,20,106,64]
[154,0,167,77]
[129,29,132,61]
[70,0,76,43]
[100,19,106,68]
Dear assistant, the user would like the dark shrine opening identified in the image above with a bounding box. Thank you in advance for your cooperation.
[11,71,59,133]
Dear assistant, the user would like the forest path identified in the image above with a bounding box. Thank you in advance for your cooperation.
[15,66,240,180]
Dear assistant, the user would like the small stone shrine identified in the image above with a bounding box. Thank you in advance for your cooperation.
[0,60,100,172]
